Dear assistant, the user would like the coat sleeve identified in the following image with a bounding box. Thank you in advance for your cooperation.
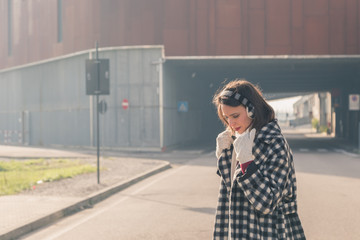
[235,137,291,215]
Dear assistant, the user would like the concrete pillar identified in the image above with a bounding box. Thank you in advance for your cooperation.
[318,92,327,127]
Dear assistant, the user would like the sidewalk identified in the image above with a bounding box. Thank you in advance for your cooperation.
[281,124,360,156]
[0,145,171,240]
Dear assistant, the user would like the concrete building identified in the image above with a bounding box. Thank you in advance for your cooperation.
[293,93,332,132]
[0,0,359,149]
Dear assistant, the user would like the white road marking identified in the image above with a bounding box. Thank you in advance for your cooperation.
[42,165,188,240]
[334,149,359,158]
[317,148,328,152]
[299,148,309,152]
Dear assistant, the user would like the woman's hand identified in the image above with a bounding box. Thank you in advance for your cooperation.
[216,130,233,159]
[233,128,256,173]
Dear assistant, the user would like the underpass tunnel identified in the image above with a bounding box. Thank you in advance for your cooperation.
[162,56,360,149]
[162,62,224,148]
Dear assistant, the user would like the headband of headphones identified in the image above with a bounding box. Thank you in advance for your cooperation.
[219,90,255,119]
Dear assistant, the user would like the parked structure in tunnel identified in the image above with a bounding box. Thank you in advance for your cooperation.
[0,0,359,149]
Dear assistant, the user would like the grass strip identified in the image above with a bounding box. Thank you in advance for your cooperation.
[0,158,96,196]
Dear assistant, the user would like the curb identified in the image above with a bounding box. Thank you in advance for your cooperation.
[0,156,91,160]
[0,162,171,240]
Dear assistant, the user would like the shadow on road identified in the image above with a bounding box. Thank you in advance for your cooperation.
[166,125,360,179]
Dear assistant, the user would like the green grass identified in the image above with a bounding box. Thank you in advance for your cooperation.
[0,158,96,196]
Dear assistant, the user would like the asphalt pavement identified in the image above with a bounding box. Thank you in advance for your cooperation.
[0,145,171,240]
[1,124,359,240]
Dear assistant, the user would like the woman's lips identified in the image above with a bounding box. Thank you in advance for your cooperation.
[235,127,240,131]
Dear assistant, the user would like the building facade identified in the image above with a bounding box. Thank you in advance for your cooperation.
[1,0,360,70]
[0,0,359,149]
[293,93,332,132]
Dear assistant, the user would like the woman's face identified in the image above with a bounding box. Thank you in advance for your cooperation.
[221,104,252,134]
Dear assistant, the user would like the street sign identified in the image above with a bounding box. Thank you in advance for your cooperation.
[122,99,129,110]
[177,101,188,112]
[85,59,110,95]
[98,100,107,114]
[85,42,110,184]
[349,94,360,111]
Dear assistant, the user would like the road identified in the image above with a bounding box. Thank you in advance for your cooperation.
[21,153,219,240]
[21,135,360,240]
[287,135,360,240]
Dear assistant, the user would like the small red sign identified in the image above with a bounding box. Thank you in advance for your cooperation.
[122,99,129,110]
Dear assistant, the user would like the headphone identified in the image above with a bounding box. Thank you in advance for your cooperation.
[219,90,255,119]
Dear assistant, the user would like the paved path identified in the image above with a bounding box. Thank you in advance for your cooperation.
[1,124,360,240]
[20,147,360,240]
[0,145,170,240]
[0,145,91,159]
[21,154,218,240]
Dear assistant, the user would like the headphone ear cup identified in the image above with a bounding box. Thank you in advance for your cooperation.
[246,106,255,119]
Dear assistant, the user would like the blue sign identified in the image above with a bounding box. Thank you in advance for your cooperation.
[177,101,188,112]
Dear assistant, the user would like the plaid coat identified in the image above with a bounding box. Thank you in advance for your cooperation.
[213,120,306,240]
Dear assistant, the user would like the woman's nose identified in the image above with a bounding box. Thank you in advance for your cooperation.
[228,118,236,127]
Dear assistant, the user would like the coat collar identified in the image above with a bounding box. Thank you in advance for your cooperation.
[255,119,282,144]
[216,119,282,191]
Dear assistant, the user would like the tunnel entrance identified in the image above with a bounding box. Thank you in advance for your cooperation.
[162,55,360,149]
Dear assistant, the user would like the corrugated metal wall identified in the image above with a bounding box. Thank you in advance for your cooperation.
[0,46,163,149]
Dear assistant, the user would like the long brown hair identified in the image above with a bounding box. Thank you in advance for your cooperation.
[212,79,275,132]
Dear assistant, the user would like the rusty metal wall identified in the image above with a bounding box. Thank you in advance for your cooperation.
[1,0,360,70]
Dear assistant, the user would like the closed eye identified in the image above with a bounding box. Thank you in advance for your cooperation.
[223,114,239,120]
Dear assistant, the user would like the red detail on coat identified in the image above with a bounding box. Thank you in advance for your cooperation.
[240,161,253,174]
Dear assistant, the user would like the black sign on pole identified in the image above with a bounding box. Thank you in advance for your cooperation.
[86,59,110,95]
[85,42,110,184]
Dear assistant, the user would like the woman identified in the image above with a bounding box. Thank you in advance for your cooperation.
[212,79,306,240]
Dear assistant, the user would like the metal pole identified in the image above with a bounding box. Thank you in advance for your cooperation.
[89,51,94,147]
[358,122,360,153]
[96,42,100,184]
[96,95,100,184]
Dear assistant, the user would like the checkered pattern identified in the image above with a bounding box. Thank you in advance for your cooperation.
[220,90,255,119]
[214,120,306,240]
